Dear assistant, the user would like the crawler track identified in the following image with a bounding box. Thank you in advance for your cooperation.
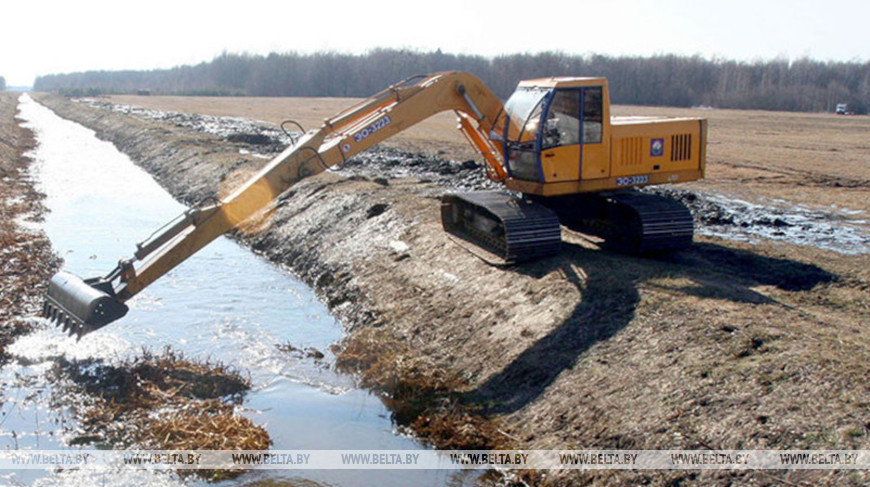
[441,192,562,265]
[540,191,694,253]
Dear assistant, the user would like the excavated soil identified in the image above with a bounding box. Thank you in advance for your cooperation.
[34,94,870,487]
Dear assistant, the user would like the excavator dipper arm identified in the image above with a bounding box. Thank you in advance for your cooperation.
[43,72,507,337]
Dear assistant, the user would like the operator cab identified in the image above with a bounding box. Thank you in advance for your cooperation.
[490,78,608,183]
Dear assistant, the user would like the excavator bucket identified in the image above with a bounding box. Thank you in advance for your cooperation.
[42,271,129,338]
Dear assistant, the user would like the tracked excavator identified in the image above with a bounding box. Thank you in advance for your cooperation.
[43,72,706,337]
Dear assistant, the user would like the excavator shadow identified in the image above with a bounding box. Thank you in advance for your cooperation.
[465,240,837,415]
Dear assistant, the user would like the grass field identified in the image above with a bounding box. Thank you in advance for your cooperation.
[108,95,870,216]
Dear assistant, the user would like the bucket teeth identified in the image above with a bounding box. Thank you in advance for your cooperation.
[41,301,85,339]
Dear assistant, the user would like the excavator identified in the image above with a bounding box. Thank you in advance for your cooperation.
[43,71,706,337]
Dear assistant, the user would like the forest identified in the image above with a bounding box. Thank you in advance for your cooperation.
[33,49,870,113]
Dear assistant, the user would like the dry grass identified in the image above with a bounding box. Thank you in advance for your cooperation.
[0,92,57,360]
[57,347,270,480]
[335,327,509,451]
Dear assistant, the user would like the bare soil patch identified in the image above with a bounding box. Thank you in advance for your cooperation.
[108,94,479,161]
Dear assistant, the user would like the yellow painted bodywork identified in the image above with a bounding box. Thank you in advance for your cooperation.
[610,117,705,177]
[114,71,706,300]
[503,77,706,196]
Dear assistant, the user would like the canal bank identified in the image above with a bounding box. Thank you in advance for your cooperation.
[33,93,531,454]
[4,95,482,487]
[0,92,55,360]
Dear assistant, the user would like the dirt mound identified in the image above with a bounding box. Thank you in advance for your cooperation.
[337,146,500,192]
[80,97,500,192]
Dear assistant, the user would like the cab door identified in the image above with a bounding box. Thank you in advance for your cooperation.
[539,87,609,182]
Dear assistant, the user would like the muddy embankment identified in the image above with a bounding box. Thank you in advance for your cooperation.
[0,92,56,360]
[36,94,870,487]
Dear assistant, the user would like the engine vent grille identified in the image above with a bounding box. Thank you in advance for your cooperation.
[619,137,643,166]
[671,134,693,161]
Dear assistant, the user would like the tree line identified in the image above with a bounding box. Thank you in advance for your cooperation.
[33,50,870,113]
[0,76,6,91]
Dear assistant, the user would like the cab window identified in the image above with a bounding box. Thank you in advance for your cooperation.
[583,87,603,144]
[491,87,548,144]
[541,87,603,148]
[542,90,581,149]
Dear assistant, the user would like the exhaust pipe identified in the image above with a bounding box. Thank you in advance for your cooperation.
[42,271,129,338]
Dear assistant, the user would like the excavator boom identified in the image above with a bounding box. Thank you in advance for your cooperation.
[43,72,510,337]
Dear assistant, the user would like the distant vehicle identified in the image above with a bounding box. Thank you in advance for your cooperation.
[835,103,848,115]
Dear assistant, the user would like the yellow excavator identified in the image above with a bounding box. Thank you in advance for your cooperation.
[43,72,706,337]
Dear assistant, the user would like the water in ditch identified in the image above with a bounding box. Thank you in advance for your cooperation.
[3,95,478,486]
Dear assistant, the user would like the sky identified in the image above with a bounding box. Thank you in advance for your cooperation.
[2,0,868,87]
